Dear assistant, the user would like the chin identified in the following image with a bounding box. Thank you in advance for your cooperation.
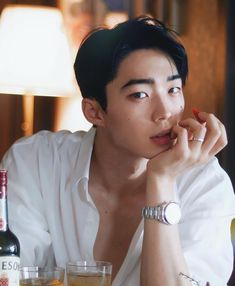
[146,145,171,159]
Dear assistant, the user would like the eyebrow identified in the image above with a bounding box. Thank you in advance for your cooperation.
[167,74,181,81]
[121,74,181,90]
[121,78,154,90]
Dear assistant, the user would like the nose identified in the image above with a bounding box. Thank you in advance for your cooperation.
[152,97,172,122]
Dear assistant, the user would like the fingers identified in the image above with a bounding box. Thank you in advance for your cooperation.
[198,112,227,156]
[171,124,189,158]
[171,122,202,165]
[177,118,206,160]
[192,107,206,123]
[175,111,227,163]
[179,118,207,143]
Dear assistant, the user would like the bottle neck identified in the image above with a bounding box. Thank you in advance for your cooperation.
[0,185,8,231]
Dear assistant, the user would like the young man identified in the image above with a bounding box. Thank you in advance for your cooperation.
[1,16,235,286]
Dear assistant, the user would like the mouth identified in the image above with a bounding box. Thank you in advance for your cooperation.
[150,129,173,145]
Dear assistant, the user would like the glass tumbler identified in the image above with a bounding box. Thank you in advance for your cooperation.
[66,261,112,286]
[20,266,65,286]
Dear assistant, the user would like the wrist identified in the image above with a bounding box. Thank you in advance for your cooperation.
[147,159,177,178]
[146,166,176,182]
[145,174,176,205]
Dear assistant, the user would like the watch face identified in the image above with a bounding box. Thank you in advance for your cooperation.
[164,202,181,224]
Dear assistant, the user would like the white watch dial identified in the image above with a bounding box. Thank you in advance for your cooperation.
[164,202,181,224]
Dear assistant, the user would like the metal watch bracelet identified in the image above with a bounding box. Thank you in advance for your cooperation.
[142,201,181,225]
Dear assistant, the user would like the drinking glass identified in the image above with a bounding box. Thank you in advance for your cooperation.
[66,261,112,286]
[20,266,65,286]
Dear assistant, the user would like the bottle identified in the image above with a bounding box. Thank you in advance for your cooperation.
[0,170,20,286]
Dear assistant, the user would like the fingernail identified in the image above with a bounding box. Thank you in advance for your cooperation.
[192,107,205,123]
[192,107,200,117]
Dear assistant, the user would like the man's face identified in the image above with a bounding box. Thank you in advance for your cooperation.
[102,49,185,159]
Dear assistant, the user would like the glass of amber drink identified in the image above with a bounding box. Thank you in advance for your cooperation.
[20,266,65,286]
[66,261,112,286]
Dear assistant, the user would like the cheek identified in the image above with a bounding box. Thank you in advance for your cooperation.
[104,111,136,136]
[179,104,184,114]
[171,98,185,121]
[107,103,140,123]
[176,96,185,113]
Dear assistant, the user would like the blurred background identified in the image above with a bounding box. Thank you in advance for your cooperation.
[0,0,234,284]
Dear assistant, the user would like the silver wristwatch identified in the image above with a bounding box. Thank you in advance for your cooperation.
[142,202,181,225]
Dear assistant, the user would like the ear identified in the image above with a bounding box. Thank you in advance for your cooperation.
[82,98,106,127]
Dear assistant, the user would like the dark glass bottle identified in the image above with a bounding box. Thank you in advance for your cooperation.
[0,170,20,286]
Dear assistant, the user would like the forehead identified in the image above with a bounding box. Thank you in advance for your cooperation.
[116,48,177,78]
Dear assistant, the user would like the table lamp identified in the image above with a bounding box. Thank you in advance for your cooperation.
[0,5,77,135]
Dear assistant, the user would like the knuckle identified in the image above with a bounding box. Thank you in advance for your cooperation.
[220,122,226,129]
[219,136,228,147]
[208,113,216,120]
[181,149,190,161]
[189,153,200,165]
[198,156,207,165]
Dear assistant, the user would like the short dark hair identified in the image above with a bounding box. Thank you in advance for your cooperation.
[74,16,188,110]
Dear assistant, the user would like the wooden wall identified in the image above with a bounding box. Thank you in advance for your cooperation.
[178,1,225,119]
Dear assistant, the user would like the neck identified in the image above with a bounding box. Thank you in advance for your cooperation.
[0,192,8,231]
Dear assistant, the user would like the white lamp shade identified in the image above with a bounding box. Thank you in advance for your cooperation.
[0,5,77,97]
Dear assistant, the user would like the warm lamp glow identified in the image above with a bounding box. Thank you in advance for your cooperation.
[55,96,91,133]
[0,5,79,135]
[104,12,128,28]
[0,5,76,97]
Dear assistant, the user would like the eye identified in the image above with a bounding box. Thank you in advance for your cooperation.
[169,87,181,95]
[130,91,148,99]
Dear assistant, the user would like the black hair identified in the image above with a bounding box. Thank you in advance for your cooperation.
[74,16,188,110]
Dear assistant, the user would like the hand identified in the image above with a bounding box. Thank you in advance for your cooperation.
[183,111,227,159]
[147,111,227,179]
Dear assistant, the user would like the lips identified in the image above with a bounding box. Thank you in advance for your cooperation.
[150,130,172,145]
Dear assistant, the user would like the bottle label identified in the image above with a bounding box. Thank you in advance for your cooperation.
[0,257,20,286]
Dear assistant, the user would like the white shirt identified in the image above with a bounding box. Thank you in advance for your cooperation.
[1,128,235,286]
